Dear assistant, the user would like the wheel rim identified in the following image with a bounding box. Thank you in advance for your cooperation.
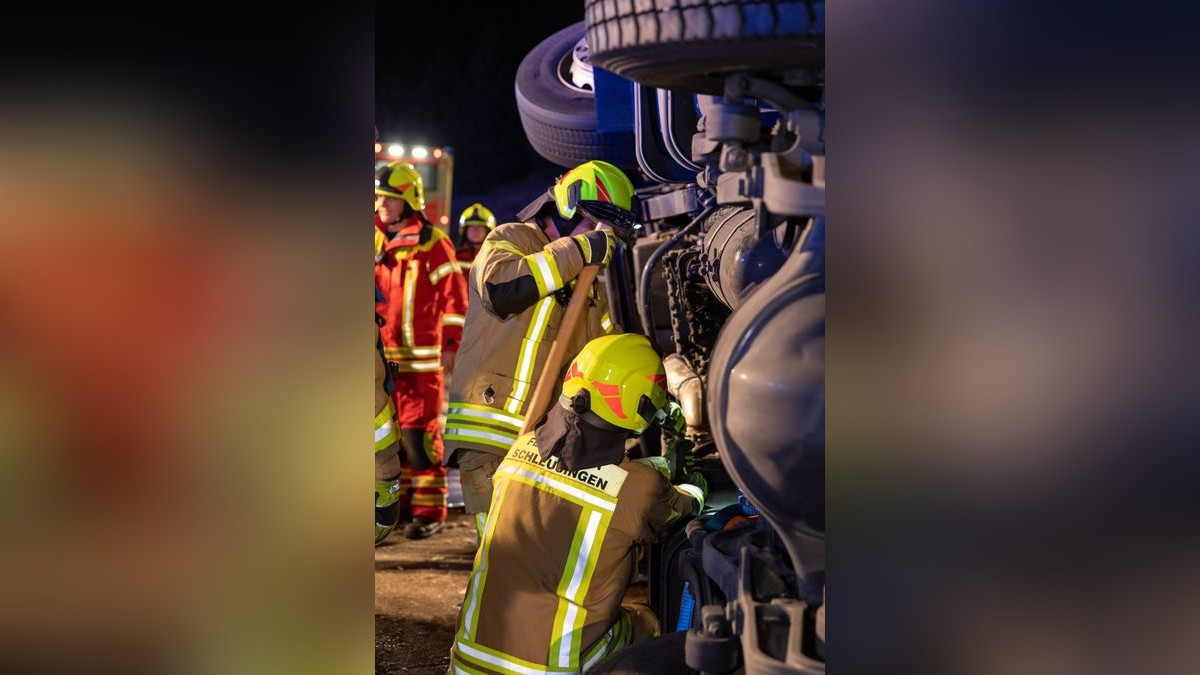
[558,36,594,93]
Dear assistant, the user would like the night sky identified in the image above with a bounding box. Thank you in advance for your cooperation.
[375,2,587,221]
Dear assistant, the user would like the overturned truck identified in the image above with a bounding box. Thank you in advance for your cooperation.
[515,1,824,672]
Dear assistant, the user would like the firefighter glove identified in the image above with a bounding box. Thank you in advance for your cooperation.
[572,228,616,267]
[677,470,708,513]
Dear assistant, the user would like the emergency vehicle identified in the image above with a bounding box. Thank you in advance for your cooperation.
[374,140,454,233]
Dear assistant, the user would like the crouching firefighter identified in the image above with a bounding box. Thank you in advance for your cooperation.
[449,334,707,674]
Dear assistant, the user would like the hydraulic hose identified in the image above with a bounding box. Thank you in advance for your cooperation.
[638,205,716,338]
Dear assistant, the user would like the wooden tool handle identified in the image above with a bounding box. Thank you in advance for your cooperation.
[520,265,601,434]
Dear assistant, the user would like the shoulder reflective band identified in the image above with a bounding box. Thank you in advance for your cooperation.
[483,239,524,257]
[443,313,465,327]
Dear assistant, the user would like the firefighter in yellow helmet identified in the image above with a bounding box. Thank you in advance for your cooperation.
[375,160,469,539]
[449,334,707,674]
[444,160,640,535]
[454,202,496,273]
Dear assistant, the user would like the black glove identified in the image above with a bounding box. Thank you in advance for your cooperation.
[572,228,616,267]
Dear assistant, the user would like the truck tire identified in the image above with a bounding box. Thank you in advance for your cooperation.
[515,22,637,170]
[585,0,824,95]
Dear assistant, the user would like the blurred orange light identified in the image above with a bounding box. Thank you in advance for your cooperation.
[440,216,449,225]
[432,148,443,158]
[374,143,382,153]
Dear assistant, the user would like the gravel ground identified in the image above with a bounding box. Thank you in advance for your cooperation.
[375,509,477,674]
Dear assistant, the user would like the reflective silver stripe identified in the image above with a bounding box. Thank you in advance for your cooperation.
[392,359,441,372]
[499,465,616,513]
[444,427,516,447]
[600,313,613,332]
[463,477,515,641]
[374,419,395,443]
[582,625,616,671]
[455,641,550,675]
[403,260,418,346]
[443,314,465,327]
[448,406,524,430]
[557,510,603,668]
[528,251,560,296]
[386,345,441,358]
[430,261,457,284]
[506,297,555,414]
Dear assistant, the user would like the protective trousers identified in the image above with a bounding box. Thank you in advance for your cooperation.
[390,368,447,522]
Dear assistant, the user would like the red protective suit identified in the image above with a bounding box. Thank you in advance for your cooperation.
[375,213,468,523]
[455,241,483,275]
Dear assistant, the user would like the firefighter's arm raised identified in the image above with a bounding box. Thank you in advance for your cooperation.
[475,227,616,319]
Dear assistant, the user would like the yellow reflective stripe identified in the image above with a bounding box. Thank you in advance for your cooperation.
[391,359,441,372]
[526,250,564,297]
[474,512,487,538]
[375,419,397,452]
[375,403,398,452]
[600,312,613,333]
[581,619,629,671]
[463,477,515,641]
[384,345,441,359]
[456,260,472,273]
[550,509,607,669]
[443,313,465,327]
[575,234,592,263]
[430,261,457,284]
[484,240,523,256]
[506,443,628,501]
[449,655,487,675]
[411,475,447,488]
[505,297,555,414]
[444,417,520,439]
[455,639,565,675]
[403,260,419,346]
[580,619,619,667]
[447,404,524,430]
[411,494,445,506]
[444,427,516,450]
[497,465,617,513]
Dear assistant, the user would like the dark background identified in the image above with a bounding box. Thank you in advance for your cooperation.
[375,2,586,223]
